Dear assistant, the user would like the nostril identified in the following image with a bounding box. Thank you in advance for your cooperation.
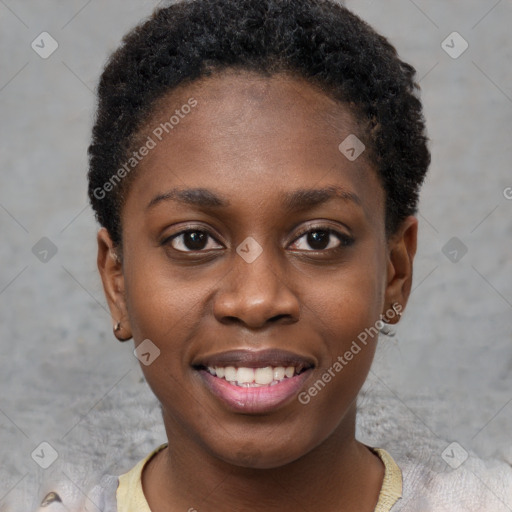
[269,313,294,323]
[219,316,243,326]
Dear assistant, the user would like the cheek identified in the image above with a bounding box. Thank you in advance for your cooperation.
[305,276,381,387]
[124,259,205,342]
[122,254,220,397]
[298,343,375,449]
[307,254,385,352]
[297,278,381,442]
[122,262,207,412]
[292,247,385,422]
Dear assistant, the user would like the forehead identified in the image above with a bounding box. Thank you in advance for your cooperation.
[149,69,360,144]
[124,69,383,223]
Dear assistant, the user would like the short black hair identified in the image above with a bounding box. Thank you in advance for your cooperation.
[88,0,430,246]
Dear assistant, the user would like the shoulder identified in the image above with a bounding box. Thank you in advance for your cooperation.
[34,473,119,512]
[33,444,167,512]
[391,452,512,511]
[90,473,120,512]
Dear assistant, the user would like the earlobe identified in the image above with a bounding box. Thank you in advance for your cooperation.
[383,216,418,323]
[96,228,133,340]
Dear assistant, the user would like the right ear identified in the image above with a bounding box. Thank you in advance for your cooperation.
[96,228,132,341]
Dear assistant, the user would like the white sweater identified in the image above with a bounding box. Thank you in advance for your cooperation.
[29,450,512,511]
[11,383,512,512]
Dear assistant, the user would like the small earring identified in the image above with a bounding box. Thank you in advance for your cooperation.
[113,321,131,342]
[379,321,396,337]
[379,302,402,337]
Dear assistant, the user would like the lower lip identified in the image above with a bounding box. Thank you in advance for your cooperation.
[198,369,312,414]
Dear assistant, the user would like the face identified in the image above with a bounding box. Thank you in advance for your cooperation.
[98,70,417,469]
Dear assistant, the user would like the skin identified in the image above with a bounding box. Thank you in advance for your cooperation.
[97,69,417,512]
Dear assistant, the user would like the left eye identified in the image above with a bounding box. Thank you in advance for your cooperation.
[290,228,352,251]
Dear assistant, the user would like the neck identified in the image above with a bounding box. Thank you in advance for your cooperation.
[142,405,384,512]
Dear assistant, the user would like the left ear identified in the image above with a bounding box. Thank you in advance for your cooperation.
[383,215,418,323]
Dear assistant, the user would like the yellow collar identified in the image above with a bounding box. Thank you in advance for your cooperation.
[116,444,402,512]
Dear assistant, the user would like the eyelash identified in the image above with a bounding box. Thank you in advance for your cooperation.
[162,225,354,254]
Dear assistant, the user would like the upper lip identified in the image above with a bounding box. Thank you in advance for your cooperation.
[192,348,316,372]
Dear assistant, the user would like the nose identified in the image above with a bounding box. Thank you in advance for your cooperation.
[212,241,300,329]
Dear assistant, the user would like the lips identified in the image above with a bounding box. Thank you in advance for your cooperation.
[192,349,315,413]
[193,348,316,370]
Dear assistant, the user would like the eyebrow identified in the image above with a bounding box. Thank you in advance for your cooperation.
[146,185,361,212]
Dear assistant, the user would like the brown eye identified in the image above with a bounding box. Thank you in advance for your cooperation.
[167,229,223,252]
[306,230,330,250]
[290,227,354,252]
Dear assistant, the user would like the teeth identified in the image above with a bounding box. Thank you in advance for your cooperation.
[285,366,295,378]
[205,365,304,386]
[236,367,255,384]
[273,367,285,381]
[224,366,237,382]
[255,367,274,385]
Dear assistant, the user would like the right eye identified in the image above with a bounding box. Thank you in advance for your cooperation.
[164,229,224,252]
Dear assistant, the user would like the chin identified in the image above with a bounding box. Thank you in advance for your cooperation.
[205,430,315,470]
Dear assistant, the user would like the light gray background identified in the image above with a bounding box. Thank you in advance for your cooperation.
[1,0,511,509]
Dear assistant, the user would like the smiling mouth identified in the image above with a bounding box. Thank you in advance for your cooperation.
[200,364,310,387]
[192,349,315,412]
